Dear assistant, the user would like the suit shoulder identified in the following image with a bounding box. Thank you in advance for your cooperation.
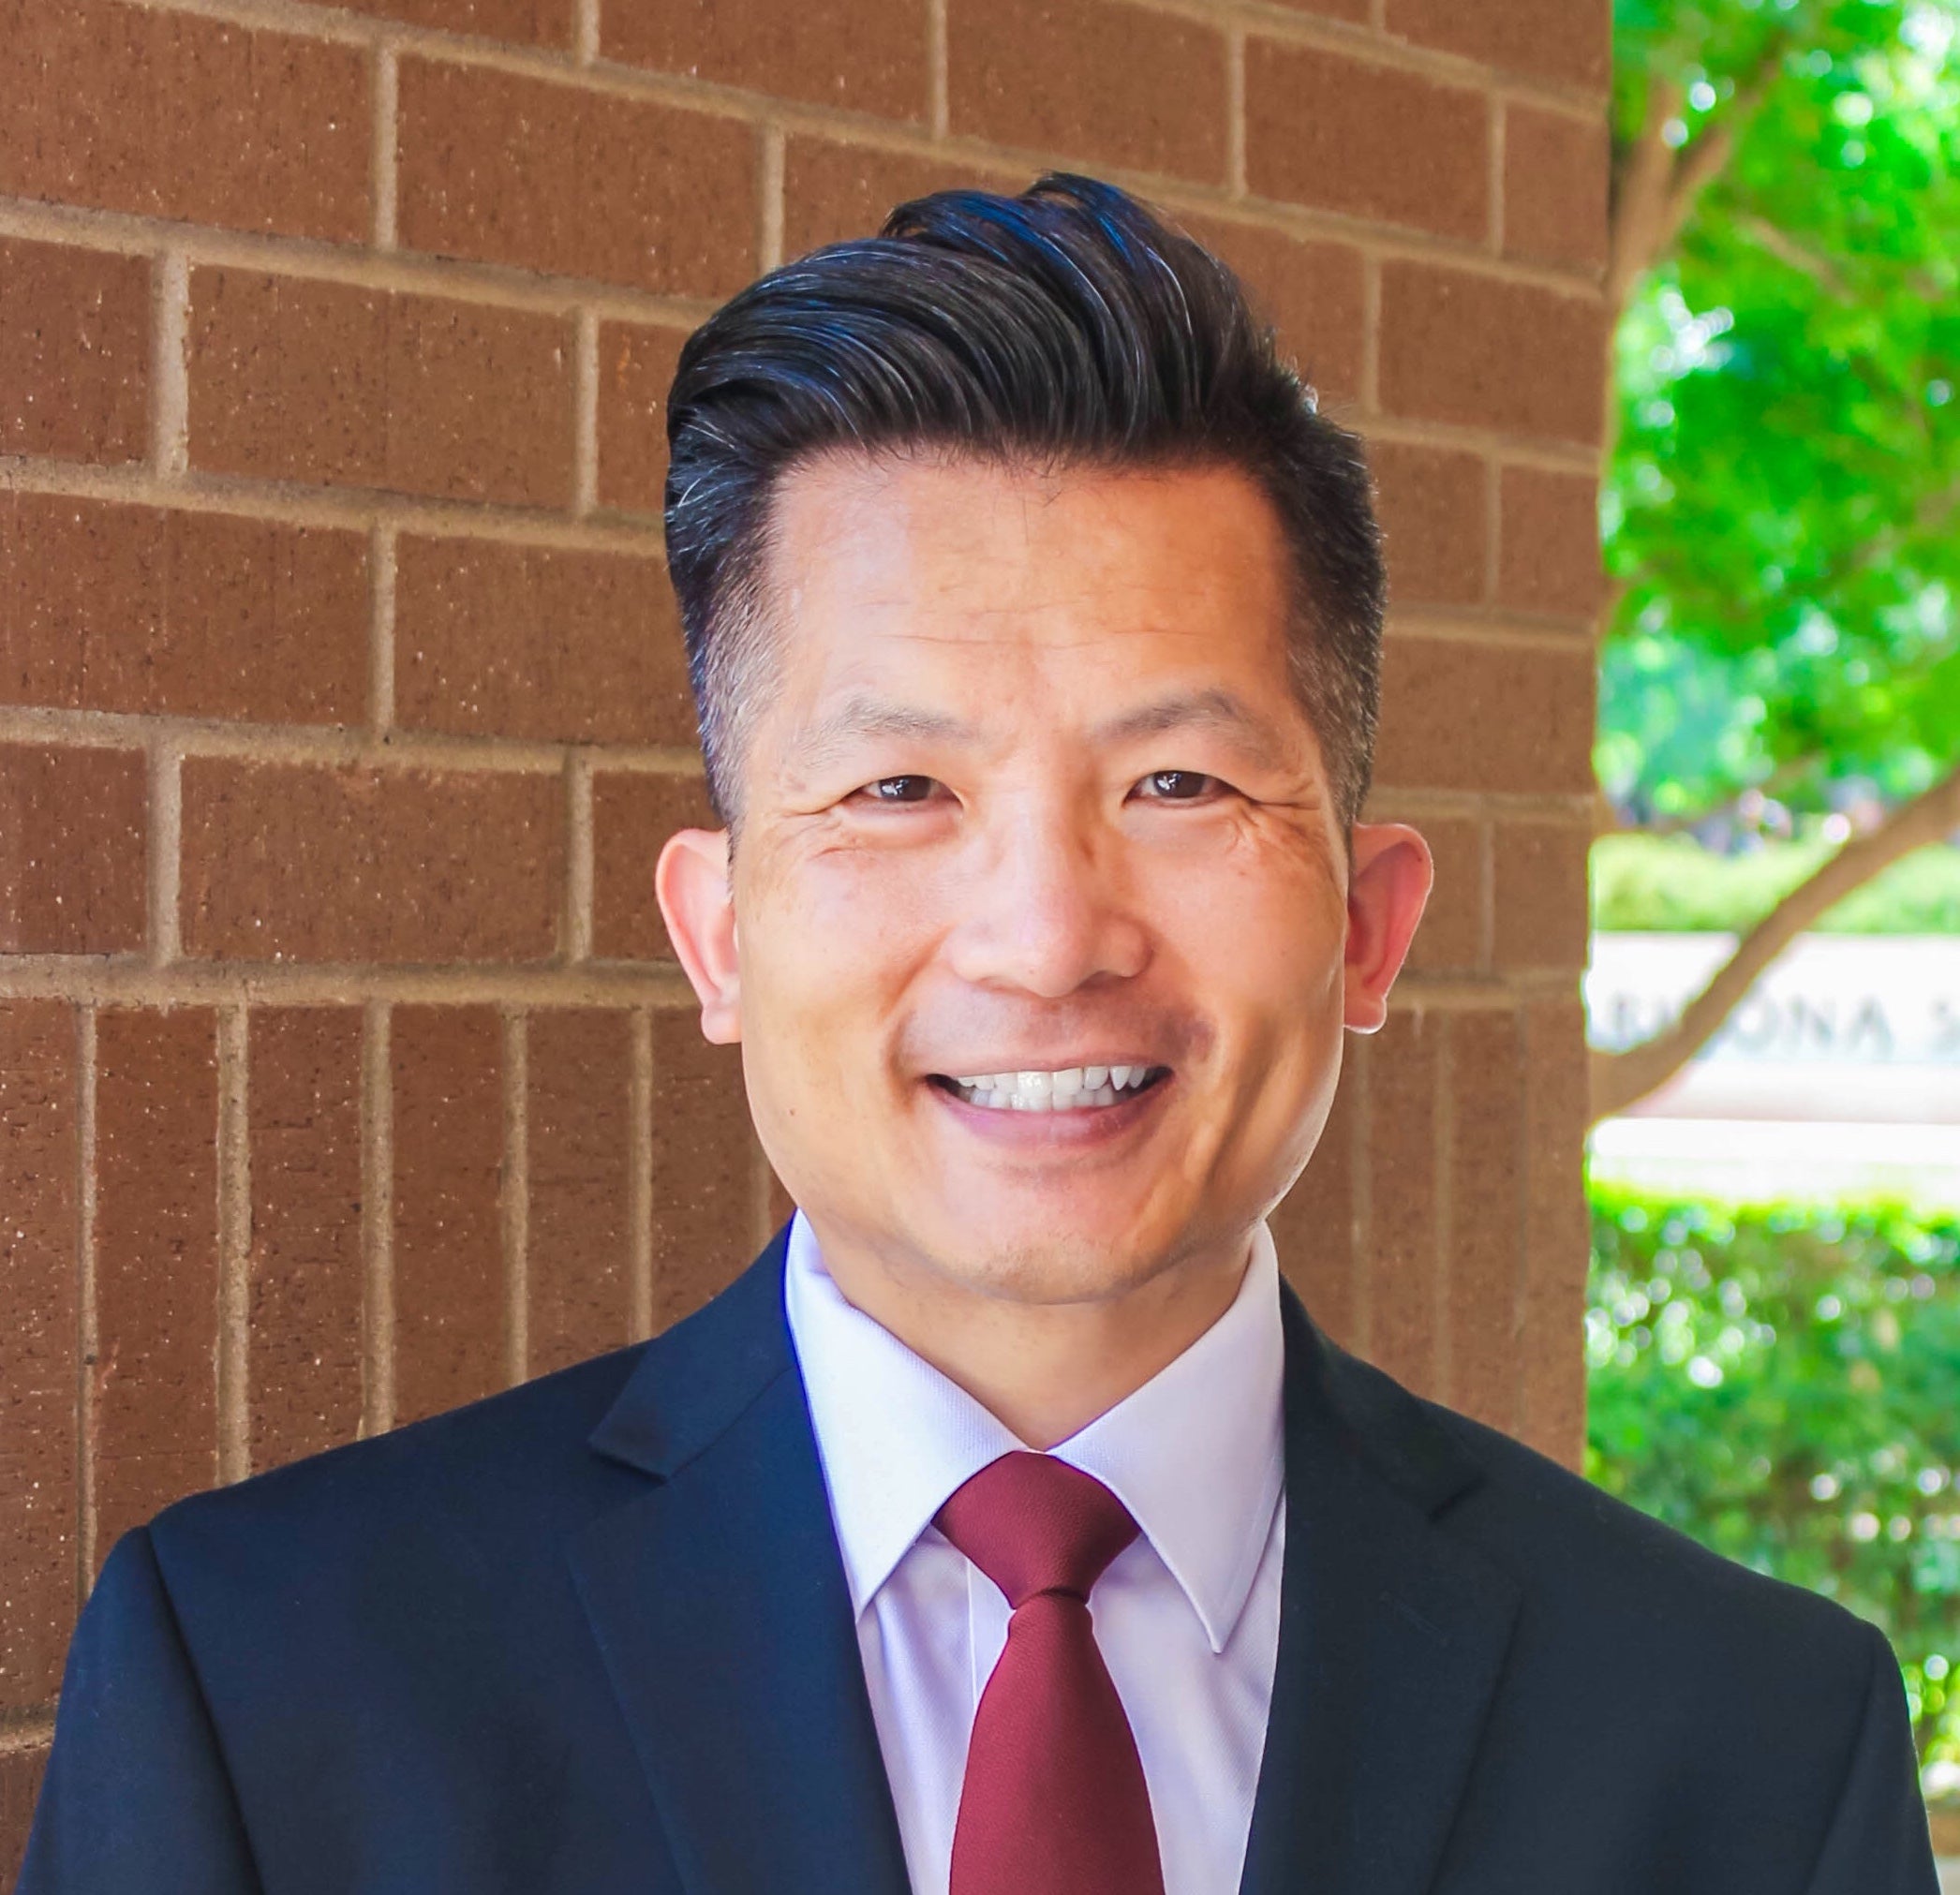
[1422,1387,1876,1678]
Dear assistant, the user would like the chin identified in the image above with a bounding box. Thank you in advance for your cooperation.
[923,1226,1168,1308]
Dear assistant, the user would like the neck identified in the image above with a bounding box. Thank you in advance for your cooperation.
[806,1221,1257,1448]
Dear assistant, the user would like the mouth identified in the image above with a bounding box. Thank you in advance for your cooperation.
[926,1063,1174,1113]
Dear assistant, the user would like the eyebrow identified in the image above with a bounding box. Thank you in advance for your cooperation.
[783,685,1296,778]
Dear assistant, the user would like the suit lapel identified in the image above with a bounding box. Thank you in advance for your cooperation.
[570,1229,912,1895]
[1239,1289,1522,1895]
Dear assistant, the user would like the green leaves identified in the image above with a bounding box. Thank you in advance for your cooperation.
[1588,1187,1960,1767]
[1604,0,1960,824]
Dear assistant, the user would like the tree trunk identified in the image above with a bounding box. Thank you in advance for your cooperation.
[1588,760,1960,1123]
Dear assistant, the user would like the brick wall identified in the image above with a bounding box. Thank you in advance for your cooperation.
[0,0,1609,1868]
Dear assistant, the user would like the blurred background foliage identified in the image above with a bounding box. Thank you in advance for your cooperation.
[1605,0,1960,833]
[1591,0,1960,1799]
[1587,1191,1960,1769]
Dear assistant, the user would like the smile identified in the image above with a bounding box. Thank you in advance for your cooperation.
[928,1065,1172,1112]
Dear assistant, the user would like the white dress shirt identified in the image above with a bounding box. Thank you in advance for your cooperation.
[782,1207,1287,1895]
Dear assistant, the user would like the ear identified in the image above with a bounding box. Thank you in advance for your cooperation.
[655,827,742,1044]
[1343,822,1434,1035]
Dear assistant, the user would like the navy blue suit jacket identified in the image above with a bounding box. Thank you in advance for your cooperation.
[21,1223,1939,1892]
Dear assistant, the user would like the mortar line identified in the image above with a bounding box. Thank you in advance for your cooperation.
[1225,24,1248,199]
[215,1004,251,1484]
[0,1711,58,1754]
[574,0,598,63]
[629,1008,654,1341]
[503,1008,529,1388]
[0,153,1609,300]
[150,251,191,479]
[75,1004,99,1600]
[147,740,182,967]
[572,308,601,517]
[369,524,397,732]
[0,960,705,1008]
[565,751,595,963]
[116,0,1605,114]
[926,0,949,138]
[360,999,395,1437]
[758,126,786,273]
[1487,93,1507,257]
[373,43,399,250]
[0,703,705,777]
[0,452,682,549]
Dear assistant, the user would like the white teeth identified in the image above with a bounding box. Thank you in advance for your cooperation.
[943,1064,1161,1112]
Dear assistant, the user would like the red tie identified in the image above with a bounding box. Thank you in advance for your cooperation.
[933,1451,1167,1895]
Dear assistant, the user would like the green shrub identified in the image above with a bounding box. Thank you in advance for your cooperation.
[1587,1186,1960,1770]
[1590,833,1960,934]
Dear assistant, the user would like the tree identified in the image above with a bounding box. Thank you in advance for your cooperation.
[1593,0,1960,1122]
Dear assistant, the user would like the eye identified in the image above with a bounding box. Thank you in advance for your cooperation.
[1135,769,1224,802]
[854,775,943,806]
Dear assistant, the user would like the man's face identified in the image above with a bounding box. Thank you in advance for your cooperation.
[661,453,1425,1309]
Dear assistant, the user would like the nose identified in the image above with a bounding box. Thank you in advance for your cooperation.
[942,799,1151,999]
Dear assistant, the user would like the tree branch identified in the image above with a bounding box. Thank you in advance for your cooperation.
[1589,758,1960,1123]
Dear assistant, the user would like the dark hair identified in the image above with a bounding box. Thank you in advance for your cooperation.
[663,172,1384,843]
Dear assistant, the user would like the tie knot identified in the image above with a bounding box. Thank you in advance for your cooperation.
[933,1451,1140,1609]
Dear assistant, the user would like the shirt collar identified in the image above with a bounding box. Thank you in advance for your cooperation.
[783,1208,1285,1656]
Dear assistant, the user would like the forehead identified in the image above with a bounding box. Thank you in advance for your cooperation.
[760,452,1294,689]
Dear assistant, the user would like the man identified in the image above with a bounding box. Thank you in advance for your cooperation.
[22,175,1937,1894]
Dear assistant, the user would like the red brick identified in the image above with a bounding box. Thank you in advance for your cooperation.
[1,493,368,725]
[0,1001,77,1707]
[392,1005,506,1424]
[782,139,1024,259]
[1245,42,1488,244]
[1270,1062,1359,1350]
[1387,0,1611,95]
[1492,820,1591,972]
[527,1009,632,1375]
[1372,442,1488,609]
[946,0,1227,185]
[1401,815,1484,976]
[188,269,575,510]
[1363,1007,1441,1397]
[0,238,147,464]
[0,744,146,955]
[334,0,572,45]
[394,537,691,747]
[1374,636,1594,798]
[1520,997,1588,1467]
[1505,106,1609,274]
[94,1007,219,1561]
[247,1009,364,1473]
[0,0,368,243]
[591,772,719,962]
[1445,1008,1523,1432]
[1498,466,1602,622]
[180,759,563,965]
[1178,217,1366,413]
[596,321,687,519]
[1379,261,1607,447]
[649,1011,754,1329]
[604,0,928,121]
[1,1747,49,1893]
[396,59,756,298]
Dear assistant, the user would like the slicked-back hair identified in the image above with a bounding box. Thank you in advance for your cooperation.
[663,172,1385,848]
